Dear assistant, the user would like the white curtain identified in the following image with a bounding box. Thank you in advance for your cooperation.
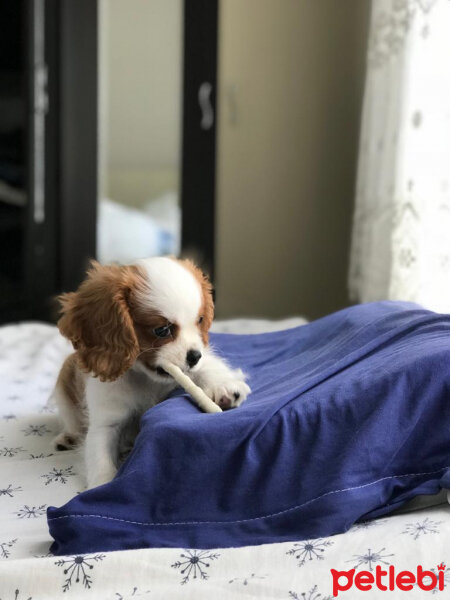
[349,0,450,312]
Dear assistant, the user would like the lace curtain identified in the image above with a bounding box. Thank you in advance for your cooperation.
[349,0,450,312]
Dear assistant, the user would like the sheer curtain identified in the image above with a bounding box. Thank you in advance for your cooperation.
[349,0,450,312]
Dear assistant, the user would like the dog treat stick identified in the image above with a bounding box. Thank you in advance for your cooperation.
[161,362,222,414]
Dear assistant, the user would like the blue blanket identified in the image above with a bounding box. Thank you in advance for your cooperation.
[48,301,450,555]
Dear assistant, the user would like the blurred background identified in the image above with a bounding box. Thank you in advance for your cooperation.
[1,0,449,324]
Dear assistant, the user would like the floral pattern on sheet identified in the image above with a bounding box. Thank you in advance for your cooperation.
[0,322,449,600]
[0,447,25,458]
[54,554,106,592]
[289,587,332,600]
[346,547,395,571]
[14,505,47,519]
[286,538,334,567]
[2,592,32,600]
[171,549,221,585]
[228,573,267,586]
[0,484,22,498]
[112,588,152,600]
[0,539,17,559]
[21,424,52,437]
[40,466,76,486]
[0,323,80,567]
[401,517,443,540]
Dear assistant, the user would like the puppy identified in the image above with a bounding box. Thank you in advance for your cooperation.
[50,257,250,488]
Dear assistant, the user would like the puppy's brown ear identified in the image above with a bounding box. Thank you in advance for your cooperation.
[178,258,214,344]
[199,268,214,338]
[58,261,141,382]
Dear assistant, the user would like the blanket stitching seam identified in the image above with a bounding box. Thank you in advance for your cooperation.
[48,466,449,527]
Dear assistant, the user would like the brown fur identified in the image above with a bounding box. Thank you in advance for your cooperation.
[51,353,87,449]
[177,258,214,344]
[58,261,148,382]
[57,353,86,408]
[57,258,214,382]
[130,309,180,372]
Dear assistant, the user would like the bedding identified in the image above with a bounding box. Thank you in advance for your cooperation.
[97,198,176,264]
[0,312,449,599]
[48,301,450,555]
[97,190,181,263]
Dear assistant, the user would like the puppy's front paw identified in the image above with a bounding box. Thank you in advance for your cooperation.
[205,370,251,410]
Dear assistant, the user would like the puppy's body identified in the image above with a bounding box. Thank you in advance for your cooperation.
[51,257,250,488]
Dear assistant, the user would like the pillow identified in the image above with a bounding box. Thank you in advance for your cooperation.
[48,301,450,555]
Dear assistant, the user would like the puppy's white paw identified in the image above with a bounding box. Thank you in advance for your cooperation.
[53,431,80,451]
[205,370,251,410]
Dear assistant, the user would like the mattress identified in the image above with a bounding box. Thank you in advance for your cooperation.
[0,319,449,598]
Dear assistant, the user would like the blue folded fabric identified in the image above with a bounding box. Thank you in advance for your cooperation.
[47,301,450,555]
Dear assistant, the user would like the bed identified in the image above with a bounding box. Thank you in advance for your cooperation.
[98,167,181,264]
[0,319,449,599]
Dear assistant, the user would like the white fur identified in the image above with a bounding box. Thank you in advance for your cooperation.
[161,362,222,414]
[136,257,205,373]
[52,257,251,489]
[138,257,202,324]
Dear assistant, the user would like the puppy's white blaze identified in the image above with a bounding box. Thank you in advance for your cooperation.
[137,257,202,325]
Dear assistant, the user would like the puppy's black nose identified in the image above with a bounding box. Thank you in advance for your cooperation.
[186,349,202,368]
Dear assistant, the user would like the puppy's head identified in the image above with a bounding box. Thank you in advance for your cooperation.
[58,257,214,382]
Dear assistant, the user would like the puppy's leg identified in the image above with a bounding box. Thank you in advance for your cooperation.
[192,349,251,409]
[84,380,131,488]
[51,354,86,451]
[84,424,121,488]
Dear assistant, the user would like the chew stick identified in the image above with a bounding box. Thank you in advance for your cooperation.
[161,362,222,414]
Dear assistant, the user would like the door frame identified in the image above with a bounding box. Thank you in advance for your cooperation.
[23,0,219,321]
[57,0,98,294]
[57,0,219,285]
[180,0,219,278]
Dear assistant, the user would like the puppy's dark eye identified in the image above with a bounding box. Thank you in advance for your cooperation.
[153,324,172,338]
[198,316,204,324]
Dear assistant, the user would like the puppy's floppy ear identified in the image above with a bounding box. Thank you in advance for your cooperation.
[58,261,142,382]
[198,267,214,335]
[178,258,214,344]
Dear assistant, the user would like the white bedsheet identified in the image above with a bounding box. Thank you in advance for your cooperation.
[0,321,449,599]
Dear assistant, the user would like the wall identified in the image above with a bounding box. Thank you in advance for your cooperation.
[215,0,370,319]
[99,0,182,206]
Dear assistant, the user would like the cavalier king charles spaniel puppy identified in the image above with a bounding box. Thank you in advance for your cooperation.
[51,257,250,488]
